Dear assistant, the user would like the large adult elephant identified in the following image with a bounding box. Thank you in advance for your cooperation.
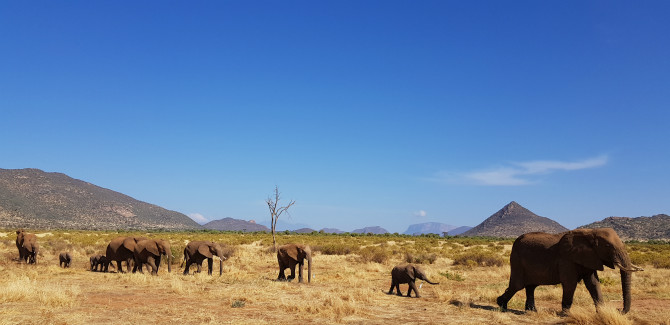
[105,236,147,273]
[133,239,172,275]
[388,264,439,298]
[496,228,643,314]
[182,241,226,276]
[277,243,311,283]
[16,229,39,264]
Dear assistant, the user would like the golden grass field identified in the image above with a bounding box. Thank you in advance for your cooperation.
[1,230,669,325]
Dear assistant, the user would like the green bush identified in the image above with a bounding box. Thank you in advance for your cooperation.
[452,248,504,267]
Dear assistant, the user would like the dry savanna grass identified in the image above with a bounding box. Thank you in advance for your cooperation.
[0,230,668,324]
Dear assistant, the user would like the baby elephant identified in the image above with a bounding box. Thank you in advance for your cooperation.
[59,252,72,268]
[90,254,109,272]
[388,264,439,298]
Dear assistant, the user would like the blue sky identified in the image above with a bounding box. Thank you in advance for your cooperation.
[1,1,668,233]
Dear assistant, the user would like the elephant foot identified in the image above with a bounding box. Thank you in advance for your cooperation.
[496,296,508,310]
[525,305,537,312]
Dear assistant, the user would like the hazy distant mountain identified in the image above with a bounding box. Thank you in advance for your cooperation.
[320,228,344,234]
[293,227,317,233]
[447,226,473,236]
[352,226,389,234]
[0,168,201,230]
[462,201,568,238]
[203,217,269,232]
[260,220,310,231]
[404,222,469,235]
[579,214,670,240]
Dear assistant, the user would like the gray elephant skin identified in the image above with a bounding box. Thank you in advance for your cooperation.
[133,239,172,275]
[182,241,226,276]
[16,229,39,264]
[388,264,439,298]
[59,252,72,268]
[105,236,148,273]
[497,228,643,314]
[277,243,312,283]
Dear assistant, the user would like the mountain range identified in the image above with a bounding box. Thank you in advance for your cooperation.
[2,168,668,240]
[579,214,670,240]
[403,222,472,236]
[0,168,200,230]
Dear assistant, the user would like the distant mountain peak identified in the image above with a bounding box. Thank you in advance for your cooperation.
[462,201,567,238]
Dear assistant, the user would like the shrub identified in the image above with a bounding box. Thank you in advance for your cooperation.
[357,246,390,264]
[452,248,504,267]
[404,252,437,264]
[312,244,354,255]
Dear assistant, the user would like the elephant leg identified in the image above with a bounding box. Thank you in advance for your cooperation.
[583,272,603,308]
[147,257,158,275]
[561,281,578,311]
[497,283,524,310]
[183,260,192,275]
[288,260,297,281]
[388,280,396,294]
[396,282,402,296]
[298,261,304,283]
[525,285,538,311]
[408,280,420,298]
[277,257,287,281]
[117,261,124,273]
[196,261,202,273]
[207,258,213,275]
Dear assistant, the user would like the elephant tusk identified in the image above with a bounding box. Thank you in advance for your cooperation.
[616,262,644,272]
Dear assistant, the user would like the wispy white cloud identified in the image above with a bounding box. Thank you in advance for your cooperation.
[433,155,608,186]
[188,213,210,224]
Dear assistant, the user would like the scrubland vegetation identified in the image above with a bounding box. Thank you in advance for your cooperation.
[0,229,669,324]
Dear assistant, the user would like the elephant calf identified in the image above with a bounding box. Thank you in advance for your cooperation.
[90,254,109,272]
[388,264,439,298]
[59,252,72,268]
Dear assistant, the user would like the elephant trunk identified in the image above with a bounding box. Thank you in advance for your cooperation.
[424,279,439,285]
[167,254,172,273]
[613,249,639,314]
[621,269,631,314]
[219,258,223,276]
[307,254,312,283]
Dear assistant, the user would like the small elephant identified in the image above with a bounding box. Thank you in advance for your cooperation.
[496,228,643,314]
[59,252,72,268]
[133,239,172,275]
[90,254,110,272]
[277,243,312,283]
[182,241,227,276]
[388,264,439,298]
[16,229,39,264]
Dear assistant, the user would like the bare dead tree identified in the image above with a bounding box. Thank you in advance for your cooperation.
[266,186,295,249]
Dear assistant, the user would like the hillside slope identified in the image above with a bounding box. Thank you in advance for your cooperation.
[0,168,200,230]
[462,201,568,238]
[203,218,269,232]
[579,214,670,240]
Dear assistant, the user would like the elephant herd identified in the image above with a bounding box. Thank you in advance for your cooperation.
[13,227,642,314]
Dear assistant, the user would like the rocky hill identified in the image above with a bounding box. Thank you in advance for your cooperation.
[352,226,389,234]
[320,228,344,234]
[203,217,269,232]
[0,168,201,230]
[461,201,568,238]
[579,214,670,240]
[404,222,470,236]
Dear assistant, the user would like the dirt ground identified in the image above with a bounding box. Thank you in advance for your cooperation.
[1,241,669,325]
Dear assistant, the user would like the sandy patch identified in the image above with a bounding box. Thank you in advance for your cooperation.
[0,232,8,237]
[36,232,54,238]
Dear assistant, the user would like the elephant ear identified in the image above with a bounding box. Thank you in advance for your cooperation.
[408,265,417,280]
[559,230,604,271]
[198,243,213,258]
[145,241,160,256]
[284,245,300,261]
[122,238,136,252]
